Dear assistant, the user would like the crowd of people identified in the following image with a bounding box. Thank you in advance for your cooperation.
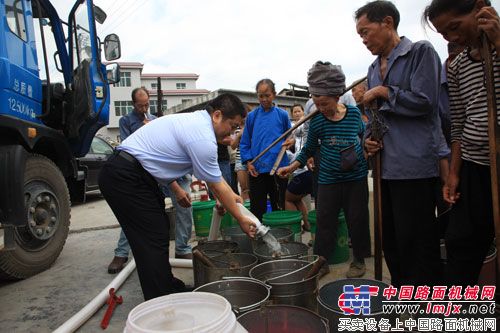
[99,0,499,301]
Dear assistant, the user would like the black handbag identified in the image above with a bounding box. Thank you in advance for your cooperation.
[340,144,358,172]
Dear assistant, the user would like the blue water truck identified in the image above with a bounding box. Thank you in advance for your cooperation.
[0,0,121,279]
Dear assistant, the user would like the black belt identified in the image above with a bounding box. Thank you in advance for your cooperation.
[115,150,158,186]
[116,150,140,166]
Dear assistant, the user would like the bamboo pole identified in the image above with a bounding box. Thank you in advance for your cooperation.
[373,153,383,280]
[250,108,319,165]
[479,34,500,291]
[252,76,367,165]
[368,107,385,281]
[269,135,291,176]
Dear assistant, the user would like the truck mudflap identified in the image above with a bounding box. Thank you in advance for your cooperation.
[0,145,26,227]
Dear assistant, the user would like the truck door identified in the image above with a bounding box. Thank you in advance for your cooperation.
[2,0,42,123]
[67,0,109,157]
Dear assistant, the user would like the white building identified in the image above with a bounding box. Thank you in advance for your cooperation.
[98,62,209,142]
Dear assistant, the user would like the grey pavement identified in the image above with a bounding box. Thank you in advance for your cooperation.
[69,192,119,231]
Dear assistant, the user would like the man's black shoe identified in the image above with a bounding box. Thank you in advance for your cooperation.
[171,277,194,292]
[107,256,128,274]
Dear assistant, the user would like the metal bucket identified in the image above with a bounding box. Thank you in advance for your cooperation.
[196,252,258,287]
[194,278,271,314]
[252,227,294,249]
[249,258,319,311]
[237,305,329,332]
[221,225,253,254]
[253,241,310,263]
[192,240,239,287]
[317,278,392,332]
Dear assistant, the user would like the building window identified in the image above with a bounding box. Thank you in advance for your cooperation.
[176,83,186,89]
[114,101,133,116]
[181,99,192,104]
[113,72,131,87]
[151,83,157,90]
[149,100,167,116]
[149,100,156,114]
[5,0,27,41]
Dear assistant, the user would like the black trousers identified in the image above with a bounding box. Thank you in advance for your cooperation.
[249,173,288,221]
[314,179,371,261]
[445,160,494,287]
[230,162,238,194]
[435,178,450,239]
[381,178,441,287]
[99,152,173,300]
[311,148,321,199]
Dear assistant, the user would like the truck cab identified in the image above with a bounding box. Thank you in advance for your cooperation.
[0,0,120,279]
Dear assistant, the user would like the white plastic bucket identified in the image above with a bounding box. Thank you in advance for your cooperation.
[124,292,247,333]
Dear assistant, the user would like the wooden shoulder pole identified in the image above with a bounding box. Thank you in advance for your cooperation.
[480,34,500,290]
[373,153,383,281]
[370,114,384,281]
[250,109,318,165]
[250,76,367,165]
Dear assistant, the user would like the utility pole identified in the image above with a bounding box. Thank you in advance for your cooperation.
[156,77,163,117]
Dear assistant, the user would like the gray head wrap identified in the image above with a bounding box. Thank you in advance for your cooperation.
[307,61,346,96]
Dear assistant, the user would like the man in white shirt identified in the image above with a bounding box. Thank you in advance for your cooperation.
[99,93,256,300]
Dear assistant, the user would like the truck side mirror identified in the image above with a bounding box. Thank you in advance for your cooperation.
[106,63,120,84]
[103,34,121,61]
[93,5,107,24]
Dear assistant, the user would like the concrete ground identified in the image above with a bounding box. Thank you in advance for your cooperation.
[0,190,392,333]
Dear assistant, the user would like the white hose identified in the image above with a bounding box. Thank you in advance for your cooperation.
[53,257,193,332]
[169,258,193,268]
[53,258,137,333]
[208,206,222,241]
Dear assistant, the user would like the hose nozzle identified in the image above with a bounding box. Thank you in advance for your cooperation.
[255,224,270,238]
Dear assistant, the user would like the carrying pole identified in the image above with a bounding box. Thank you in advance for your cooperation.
[367,102,388,281]
[269,135,292,176]
[252,76,367,165]
[479,34,500,291]
[373,152,383,280]
[250,109,318,165]
[369,109,384,281]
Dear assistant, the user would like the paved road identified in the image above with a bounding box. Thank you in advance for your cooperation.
[0,192,194,333]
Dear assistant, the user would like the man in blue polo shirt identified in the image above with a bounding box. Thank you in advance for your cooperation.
[99,93,256,300]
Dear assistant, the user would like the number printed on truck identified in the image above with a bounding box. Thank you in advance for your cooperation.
[8,97,36,118]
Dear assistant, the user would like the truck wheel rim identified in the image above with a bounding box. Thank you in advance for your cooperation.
[24,181,60,242]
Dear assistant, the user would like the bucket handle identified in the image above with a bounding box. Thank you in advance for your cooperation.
[256,300,275,315]
[231,304,242,315]
[265,261,315,283]
[298,254,319,262]
[221,276,272,290]
[264,255,320,283]
[321,317,330,330]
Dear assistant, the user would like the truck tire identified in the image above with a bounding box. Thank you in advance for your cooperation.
[0,154,70,279]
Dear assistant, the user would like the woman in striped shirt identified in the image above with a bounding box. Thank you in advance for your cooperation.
[425,0,499,286]
[278,61,371,278]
